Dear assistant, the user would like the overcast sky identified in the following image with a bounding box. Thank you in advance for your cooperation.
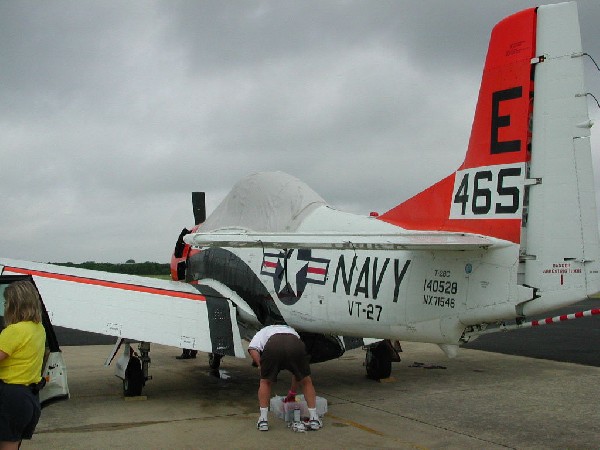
[2,0,600,264]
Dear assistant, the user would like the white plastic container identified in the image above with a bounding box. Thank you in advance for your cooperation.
[270,395,327,421]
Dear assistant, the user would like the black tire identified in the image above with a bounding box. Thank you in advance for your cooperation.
[365,342,392,380]
[123,356,144,397]
[208,353,222,370]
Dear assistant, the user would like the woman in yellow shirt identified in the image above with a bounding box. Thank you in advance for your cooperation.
[0,280,45,450]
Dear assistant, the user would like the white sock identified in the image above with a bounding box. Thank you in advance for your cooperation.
[260,407,268,421]
[308,407,318,420]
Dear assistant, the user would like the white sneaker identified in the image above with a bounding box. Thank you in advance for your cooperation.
[291,421,306,432]
[308,418,322,430]
[256,419,269,431]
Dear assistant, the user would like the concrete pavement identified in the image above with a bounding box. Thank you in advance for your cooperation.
[29,342,600,449]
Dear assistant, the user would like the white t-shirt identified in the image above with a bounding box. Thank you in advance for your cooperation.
[248,325,299,352]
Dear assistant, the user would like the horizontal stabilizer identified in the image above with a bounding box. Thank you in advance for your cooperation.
[184,230,497,251]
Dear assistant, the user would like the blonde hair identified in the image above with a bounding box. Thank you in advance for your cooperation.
[3,280,42,326]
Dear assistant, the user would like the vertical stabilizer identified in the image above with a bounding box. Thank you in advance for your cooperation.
[380,8,537,244]
[380,2,600,314]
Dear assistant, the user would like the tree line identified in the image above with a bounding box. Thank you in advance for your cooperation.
[52,261,170,276]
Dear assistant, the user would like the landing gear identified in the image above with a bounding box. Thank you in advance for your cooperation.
[123,356,144,396]
[122,341,151,397]
[176,348,198,359]
[364,340,401,380]
[208,353,223,377]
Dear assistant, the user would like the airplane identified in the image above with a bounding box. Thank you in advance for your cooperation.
[1,1,599,401]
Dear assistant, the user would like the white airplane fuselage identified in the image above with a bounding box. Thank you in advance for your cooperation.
[194,204,523,345]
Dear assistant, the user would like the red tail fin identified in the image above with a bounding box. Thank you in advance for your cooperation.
[379,8,536,244]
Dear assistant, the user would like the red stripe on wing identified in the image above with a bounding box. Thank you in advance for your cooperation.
[4,266,206,301]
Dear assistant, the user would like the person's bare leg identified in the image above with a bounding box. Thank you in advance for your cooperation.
[258,379,272,408]
[299,375,321,428]
[298,375,316,408]
[0,441,20,450]
[256,378,272,430]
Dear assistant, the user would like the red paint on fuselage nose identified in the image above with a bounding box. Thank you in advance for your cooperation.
[170,225,200,281]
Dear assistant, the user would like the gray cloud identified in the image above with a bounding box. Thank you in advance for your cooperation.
[2,1,600,263]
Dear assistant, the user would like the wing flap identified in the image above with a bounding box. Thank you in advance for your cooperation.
[0,258,245,358]
[184,230,497,251]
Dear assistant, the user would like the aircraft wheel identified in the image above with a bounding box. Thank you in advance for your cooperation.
[123,356,144,396]
[365,341,392,380]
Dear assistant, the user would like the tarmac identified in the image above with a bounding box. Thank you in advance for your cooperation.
[27,341,600,449]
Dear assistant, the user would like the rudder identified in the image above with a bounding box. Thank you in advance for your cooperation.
[520,2,600,314]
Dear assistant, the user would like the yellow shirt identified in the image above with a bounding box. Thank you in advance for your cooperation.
[0,321,45,385]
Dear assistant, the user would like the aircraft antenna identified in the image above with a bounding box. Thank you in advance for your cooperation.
[582,52,600,72]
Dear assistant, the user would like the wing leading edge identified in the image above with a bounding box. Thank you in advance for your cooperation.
[0,258,245,358]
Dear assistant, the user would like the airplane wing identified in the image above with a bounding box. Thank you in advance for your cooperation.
[184,230,498,251]
[0,258,245,358]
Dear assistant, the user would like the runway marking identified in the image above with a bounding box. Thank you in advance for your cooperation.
[324,393,516,449]
[327,413,429,450]
[326,413,385,436]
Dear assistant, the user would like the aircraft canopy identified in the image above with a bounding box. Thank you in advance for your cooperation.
[201,171,326,233]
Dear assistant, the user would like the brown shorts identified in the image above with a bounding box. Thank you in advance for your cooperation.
[260,334,311,382]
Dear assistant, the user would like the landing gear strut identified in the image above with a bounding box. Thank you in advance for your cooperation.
[364,340,401,380]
